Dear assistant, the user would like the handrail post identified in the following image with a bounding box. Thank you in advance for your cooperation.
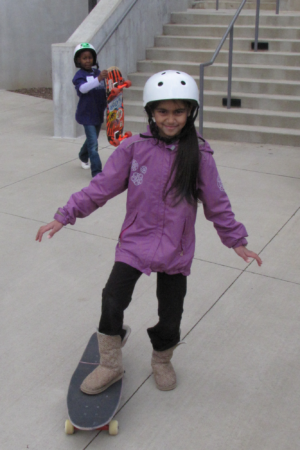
[198,0,247,138]
[227,27,234,109]
[276,0,280,14]
[254,0,260,52]
[199,64,205,136]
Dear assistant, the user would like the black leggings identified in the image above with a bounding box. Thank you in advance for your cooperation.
[99,262,187,351]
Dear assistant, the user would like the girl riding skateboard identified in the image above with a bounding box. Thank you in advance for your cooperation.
[36,70,262,394]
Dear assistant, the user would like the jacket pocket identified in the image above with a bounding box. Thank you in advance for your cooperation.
[118,212,138,247]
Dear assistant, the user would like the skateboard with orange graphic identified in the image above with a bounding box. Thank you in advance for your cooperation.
[106,66,132,147]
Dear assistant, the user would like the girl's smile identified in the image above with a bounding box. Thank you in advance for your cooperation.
[153,100,191,138]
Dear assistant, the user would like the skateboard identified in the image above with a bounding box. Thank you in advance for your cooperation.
[106,66,132,147]
[65,332,122,436]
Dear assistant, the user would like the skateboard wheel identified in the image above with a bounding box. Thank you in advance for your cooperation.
[112,139,120,147]
[65,419,75,435]
[125,131,132,138]
[124,80,132,88]
[108,420,119,436]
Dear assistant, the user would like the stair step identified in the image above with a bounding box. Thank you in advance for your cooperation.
[163,24,300,39]
[203,106,300,129]
[124,86,300,113]
[124,115,300,146]
[129,71,300,96]
[137,60,300,81]
[155,35,300,53]
[124,100,300,129]
[192,2,276,10]
[201,122,300,146]
[171,11,300,27]
[146,47,300,67]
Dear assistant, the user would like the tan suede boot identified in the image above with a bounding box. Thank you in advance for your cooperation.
[80,332,123,395]
[151,346,177,391]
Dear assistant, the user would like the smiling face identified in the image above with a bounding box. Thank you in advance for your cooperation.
[76,50,94,71]
[152,100,191,139]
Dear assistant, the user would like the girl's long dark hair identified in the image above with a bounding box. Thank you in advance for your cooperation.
[143,100,202,206]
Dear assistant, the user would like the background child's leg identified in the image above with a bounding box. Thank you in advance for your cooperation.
[78,139,89,164]
[84,124,102,177]
[99,262,142,339]
[147,272,186,351]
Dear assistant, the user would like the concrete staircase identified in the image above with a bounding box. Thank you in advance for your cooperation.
[124,4,300,146]
[193,0,277,11]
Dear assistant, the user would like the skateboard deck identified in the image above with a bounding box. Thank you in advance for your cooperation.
[106,66,132,147]
[65,332,122,436]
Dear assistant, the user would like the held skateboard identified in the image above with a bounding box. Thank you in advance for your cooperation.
[106,66,132,147]
[65,332,122,436]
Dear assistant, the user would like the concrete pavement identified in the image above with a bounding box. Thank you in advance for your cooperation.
[1,89,300,449]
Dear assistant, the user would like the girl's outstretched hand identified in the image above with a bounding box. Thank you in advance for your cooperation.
[36,220,63,242]
[234,246,262,266]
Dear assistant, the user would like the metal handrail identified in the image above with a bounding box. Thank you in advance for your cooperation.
[254,0,280,51]
[199,0,247,135]
[199,0,281,135]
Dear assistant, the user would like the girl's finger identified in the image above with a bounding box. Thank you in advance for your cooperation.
[249,252,262,266]
[36,228,45,242]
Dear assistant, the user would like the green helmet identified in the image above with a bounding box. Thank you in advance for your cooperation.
[73,43,97,68]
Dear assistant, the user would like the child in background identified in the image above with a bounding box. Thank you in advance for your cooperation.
[73,43,108,177]
[36,71,262,395]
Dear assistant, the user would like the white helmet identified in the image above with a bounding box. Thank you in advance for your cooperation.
[143,70,199,107]
[73,43,97,67]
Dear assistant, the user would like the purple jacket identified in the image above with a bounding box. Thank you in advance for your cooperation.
[54,130,248,276]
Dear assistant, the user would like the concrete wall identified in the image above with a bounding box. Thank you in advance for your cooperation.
[0,0,89,90]
[52,0,193,138]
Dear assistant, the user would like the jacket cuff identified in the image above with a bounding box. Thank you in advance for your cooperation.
[54,208,69,226]
[232,237,248,249]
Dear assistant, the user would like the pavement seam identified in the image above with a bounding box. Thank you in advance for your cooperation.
[185,205,300,341]
[193,257,243,271]
[83,375,153,449]
[245,270,300,286]
[245,204,300,263]
[0,159,78,189]
[217,164,300,180]
[0,211,121,243]
[194,257,300,286]
[182,269,246,342]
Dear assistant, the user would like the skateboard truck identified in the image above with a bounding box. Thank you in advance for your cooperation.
[112,131,132,147]
[65,419,119,436]
[110,80,132,98]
